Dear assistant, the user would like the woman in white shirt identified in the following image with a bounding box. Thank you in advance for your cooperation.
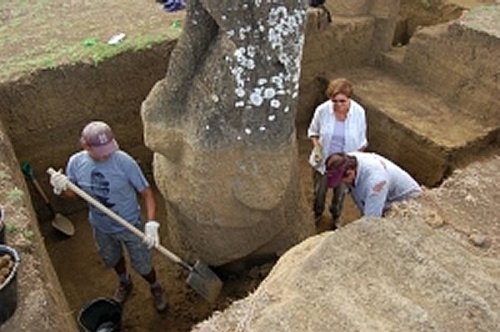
[307,78,368,229]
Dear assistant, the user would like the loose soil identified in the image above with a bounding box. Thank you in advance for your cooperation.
[0,254,14,285]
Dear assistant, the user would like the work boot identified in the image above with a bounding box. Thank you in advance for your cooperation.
[151,285,168,313]
[114,281,133,304]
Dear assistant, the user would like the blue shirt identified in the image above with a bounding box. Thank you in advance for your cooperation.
[348,152,421,217]
[66,150,149,233]
[327,120,346,156]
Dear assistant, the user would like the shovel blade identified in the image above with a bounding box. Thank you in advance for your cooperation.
[52,213,75,236]
[186,260,223,303]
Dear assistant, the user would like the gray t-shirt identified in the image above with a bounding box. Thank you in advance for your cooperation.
[66,150,149,233]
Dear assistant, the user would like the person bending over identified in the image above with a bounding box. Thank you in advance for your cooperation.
[325,152,422,217]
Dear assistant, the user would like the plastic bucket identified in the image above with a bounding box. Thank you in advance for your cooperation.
[0,245,20,325]
[0,205,5,244]
[0,222,5,244]
[78,297,122,332]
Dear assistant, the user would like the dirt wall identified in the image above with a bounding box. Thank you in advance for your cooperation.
[0,41,175,330]
[298,15,375,131]
[0,41,176,215]
[0,120,77,331]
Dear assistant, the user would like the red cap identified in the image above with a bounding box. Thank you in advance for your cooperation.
[80,121,119,157]
[327,161,346,188]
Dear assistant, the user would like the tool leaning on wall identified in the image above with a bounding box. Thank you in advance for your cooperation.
[21,162,75,236]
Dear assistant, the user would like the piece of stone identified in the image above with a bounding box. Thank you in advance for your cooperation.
[142,1,314,265]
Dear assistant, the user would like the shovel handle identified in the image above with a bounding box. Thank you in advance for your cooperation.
[23,164,56,216]
[46,167,191,270]
[31,178,50,204]
[21,161,50,203]
[32,178,57,216]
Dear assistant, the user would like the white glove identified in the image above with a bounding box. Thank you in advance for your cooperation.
[143,220,160,249]
[313,144,324,164]
[50,169,69,195]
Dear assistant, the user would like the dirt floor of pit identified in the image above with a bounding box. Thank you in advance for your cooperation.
[36,135,360,332]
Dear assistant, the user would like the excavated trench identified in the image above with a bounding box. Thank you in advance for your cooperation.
[0,55,436,330]
[0,42,281,331]
[1,3,499,331]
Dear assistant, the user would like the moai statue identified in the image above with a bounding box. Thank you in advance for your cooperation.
[142,0,314,266]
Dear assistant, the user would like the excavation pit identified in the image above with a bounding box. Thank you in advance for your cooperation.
[0,1,499,331]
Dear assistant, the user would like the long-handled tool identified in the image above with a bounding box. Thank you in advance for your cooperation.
[22,162,75,236]
[47,167,223,303]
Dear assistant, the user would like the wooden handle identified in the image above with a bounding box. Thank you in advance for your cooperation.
[30,177,56,216]
[46,167,189,269]
[32,178,50,204]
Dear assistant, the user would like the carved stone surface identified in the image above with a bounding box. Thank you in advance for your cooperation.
[142,0,314,265]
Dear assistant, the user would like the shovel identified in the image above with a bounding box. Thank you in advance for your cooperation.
[46,167,223,303]
[21,162,75,236]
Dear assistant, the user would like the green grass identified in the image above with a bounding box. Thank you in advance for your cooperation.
[0,1,184,82]
[5,222,17,233]
[0,171,11,180]
[420,0,432,10]
[23,229,34,240]
[7,188,23,201]
[0,32,173,80]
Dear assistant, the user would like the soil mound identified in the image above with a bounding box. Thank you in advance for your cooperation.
[194,155,500,332]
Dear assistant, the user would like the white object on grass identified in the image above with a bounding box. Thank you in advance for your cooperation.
[107,33,126,45]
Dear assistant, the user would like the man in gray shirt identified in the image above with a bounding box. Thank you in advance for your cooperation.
[49,121,168,313]
[325,152,422,217]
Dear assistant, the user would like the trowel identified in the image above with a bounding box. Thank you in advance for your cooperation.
[21,162,75,236]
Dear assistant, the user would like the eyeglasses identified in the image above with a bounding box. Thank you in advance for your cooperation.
[332,98,348,104]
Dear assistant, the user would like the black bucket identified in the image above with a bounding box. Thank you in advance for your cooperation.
[0,222,5,245]
[0,205,5,244]
[0,245,20,325]
[78,297,122,332]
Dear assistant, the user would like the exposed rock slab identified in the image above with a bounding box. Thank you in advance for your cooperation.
[335,66,497,186]
[402,11,500,121]
[330,5,500,186]
[297,0,400,129]
[193,155,500,332]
